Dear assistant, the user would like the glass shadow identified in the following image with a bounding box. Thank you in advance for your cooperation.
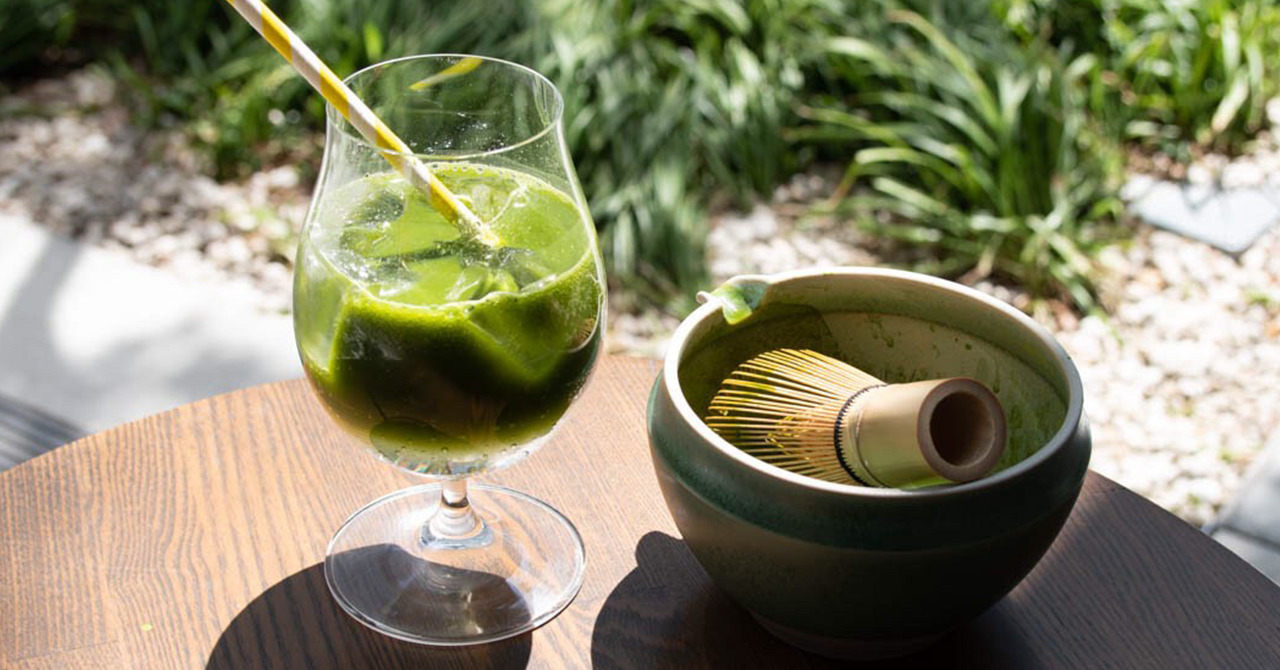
[206,545,532,669]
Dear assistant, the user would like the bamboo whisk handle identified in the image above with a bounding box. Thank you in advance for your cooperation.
[845,378,1006,487]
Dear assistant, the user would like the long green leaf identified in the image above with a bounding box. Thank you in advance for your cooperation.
[888,10,1001,128]
[1211,74,1250,135]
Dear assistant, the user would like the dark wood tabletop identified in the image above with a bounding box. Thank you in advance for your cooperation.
[2,354,1279,668]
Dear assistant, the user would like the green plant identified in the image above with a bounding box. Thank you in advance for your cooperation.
[1111,0,1280,156]
[0,0,138,77]
[24,0,844,308]
[526,0,845,308]
[10,0,1202,315]
[996,0,1280,157]
[109,1,538,176]
[0,0,77,75]
[799,10,1125,309]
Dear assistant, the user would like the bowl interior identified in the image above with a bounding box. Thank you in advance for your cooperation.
[677,272,1070,477]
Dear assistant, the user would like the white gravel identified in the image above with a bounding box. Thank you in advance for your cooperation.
[1063,228,1280,525]
[0,70,303,313]
[5,70,1278,525]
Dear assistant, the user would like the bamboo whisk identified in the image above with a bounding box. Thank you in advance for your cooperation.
[705,349,1007,488]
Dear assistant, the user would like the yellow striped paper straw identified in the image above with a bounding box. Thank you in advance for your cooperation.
[221,0,494,244]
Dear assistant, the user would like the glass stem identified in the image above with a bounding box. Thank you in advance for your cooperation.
[423,479,488,546]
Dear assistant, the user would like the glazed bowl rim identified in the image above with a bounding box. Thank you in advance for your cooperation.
[662,267,1085,499]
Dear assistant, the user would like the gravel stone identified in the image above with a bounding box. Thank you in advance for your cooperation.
[0,70,304,313]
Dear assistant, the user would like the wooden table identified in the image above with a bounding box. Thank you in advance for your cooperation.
[2,355,1279,668]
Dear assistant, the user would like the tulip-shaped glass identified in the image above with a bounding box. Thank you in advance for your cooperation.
[293,54,605,645]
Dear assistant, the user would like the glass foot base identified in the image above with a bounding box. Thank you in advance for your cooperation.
[324,483,585,646]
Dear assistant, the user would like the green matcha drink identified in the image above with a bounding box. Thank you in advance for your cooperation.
[294,164,604,476]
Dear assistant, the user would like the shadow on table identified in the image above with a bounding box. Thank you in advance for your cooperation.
[205,546,532,670]
[589,532,1040,669]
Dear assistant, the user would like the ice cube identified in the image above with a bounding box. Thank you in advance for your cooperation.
[348,184,405,229]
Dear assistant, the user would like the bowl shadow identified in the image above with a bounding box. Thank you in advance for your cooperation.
[589,532,1036,669]
[205,546,532,670]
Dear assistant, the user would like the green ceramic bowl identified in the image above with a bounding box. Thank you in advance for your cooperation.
[647,268,1090,660]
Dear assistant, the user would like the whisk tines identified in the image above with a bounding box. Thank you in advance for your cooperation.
[706,349,879,484]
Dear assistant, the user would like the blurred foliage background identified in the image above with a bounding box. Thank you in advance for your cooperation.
[4,0,1279,314]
